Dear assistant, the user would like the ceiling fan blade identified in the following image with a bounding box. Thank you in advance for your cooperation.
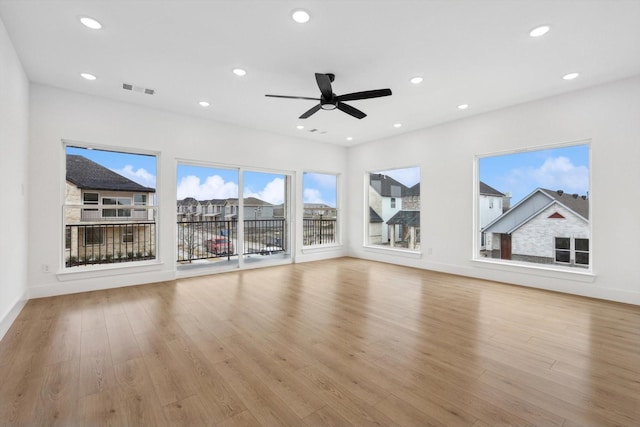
[315,73,334,99]
[265,94,320,101]
[336,88,392,102]
[337,102,366,119]
[299,104,322,119]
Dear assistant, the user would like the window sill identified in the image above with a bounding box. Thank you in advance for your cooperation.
[56,260,164,281]
[472,257,595,282]
[363,245,422,259]
[302,244,343,254]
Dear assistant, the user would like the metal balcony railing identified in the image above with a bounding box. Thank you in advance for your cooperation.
[65,222,156,267]
[303,217,337,246]
[176,219,287,263]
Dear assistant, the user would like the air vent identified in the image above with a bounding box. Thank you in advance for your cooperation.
[122,82,155,95]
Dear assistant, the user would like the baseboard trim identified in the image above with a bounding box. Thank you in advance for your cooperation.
[0,296,28,342]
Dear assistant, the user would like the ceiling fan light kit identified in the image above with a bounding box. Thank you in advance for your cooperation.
[266,72,392,119]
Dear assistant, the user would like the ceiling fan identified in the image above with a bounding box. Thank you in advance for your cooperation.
[265,73,392,119]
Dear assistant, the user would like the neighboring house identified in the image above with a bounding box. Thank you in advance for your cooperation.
[369,173,409,243]
[368,208,384,244]
[177,197,200,222]
[303,203,337,218]
[386,182,421,249]
[224,197,275,220]
[482,188,589,267]
[177,197,274,221]
[479,181,509,249]
[202,199,226,220]
[65,155,156,264]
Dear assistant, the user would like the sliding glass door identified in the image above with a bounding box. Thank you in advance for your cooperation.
[176,163,291,272]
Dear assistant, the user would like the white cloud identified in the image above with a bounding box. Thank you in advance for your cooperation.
[114,165,156,188]
[378,167,420,187]
[304,188,324,203]
[505,156,589,198]
[305,173,336,188]
[177,175,238,200]
[245,178,285,204]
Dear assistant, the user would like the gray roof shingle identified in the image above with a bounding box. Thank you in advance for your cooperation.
[386,210,420,227]
[540,188,589,219]
[480,181,505,197]
[66,155,155,193]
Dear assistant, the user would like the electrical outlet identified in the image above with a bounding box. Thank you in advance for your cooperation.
[42,264,50,273]
[428,248,433,255]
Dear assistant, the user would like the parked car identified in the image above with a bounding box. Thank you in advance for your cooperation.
[206,236,234,256]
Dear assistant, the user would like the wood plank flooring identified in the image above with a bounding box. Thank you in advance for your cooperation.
[1,257,639,426]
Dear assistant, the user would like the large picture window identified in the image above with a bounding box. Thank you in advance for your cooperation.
[478,143,590,269]
[303,172,338,246]
[367,167,420,251]
[64,145,157,268]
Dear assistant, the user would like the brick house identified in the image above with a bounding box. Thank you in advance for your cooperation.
[482,188,589,267]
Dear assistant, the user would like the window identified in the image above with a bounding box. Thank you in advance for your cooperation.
[64,145,157,268]
[84,227,104,245]
[575,238,590,266]
[555,237,571,263]
[478,143,590,270]
[303,172,338,246]
[102,197,131,217]
[555,237,589,266]
[83,193,99,205]
[367,167,420,251]
[122,225,134,243]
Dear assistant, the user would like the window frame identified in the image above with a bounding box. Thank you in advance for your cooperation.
[63,141,159,271]
[302,171,340,248]
[474,141,592,275]
[365,166,421,253]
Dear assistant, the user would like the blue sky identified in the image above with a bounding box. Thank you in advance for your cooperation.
[374,167,420,187]
[68,145,587,207]
[66,146,156,188]
[480,144,589,204]
[66,147,338,206]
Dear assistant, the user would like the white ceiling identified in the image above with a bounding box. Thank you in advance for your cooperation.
[1,0,639,146]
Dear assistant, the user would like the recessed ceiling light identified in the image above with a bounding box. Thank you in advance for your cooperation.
[393,123,402,128]
[199,101,210,107]
[529,25,550,37]
[346,137,353,141]
[80,73,97,81]
[79,16,102,30]
[291,9,310,23]
[563,72,580,80]
[410,76,423,84]
[457,104,469,110]
[233,68,247,77]
[296,125,304,130]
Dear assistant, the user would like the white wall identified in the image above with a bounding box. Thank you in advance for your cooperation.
[28,84,347,297]
[347,76,640,305]
[0,16,29,340]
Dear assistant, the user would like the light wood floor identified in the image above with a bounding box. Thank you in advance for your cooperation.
[1,258,639,426]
